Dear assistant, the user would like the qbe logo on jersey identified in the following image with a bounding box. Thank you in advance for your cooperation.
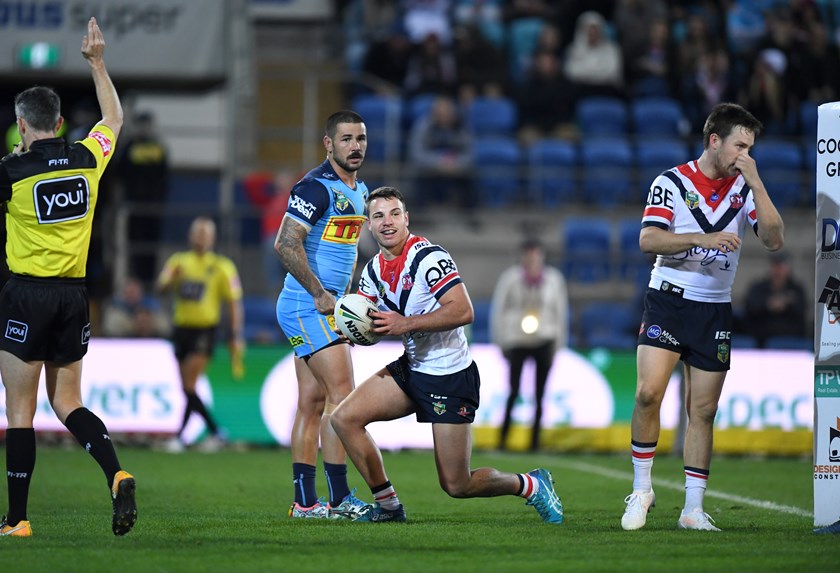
[33,175,90,224]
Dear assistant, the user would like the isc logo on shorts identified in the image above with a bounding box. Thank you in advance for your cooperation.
[5,320,28,343]
[34,175,90,224]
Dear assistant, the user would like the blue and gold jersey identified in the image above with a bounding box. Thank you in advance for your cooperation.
[282,159,368,295]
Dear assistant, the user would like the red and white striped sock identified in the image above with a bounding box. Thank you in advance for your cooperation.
[684,466,709,511]
[371,481,401,510]
[517,473,539,498]
[631,440,657,491]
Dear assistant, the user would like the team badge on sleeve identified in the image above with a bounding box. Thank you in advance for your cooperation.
[89,131,112,157]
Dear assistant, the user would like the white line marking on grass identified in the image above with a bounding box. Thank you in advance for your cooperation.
[555,460,813,518]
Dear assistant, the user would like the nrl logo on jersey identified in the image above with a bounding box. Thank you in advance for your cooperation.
[685,190,699,209]
[331,188,351,212]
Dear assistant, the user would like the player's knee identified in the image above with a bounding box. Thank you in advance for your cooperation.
[439,476,470,498]
[329,404,351,435]
[690,403,719,425]
[635,386,664,410]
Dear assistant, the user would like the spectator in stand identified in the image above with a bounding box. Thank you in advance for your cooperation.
[453,23,507,104]
[682,45,736,134]
[404,32,459,98]
[114,110,169,288]
[563,11,624,100]
[624,17,677,98]
[401,0,454,46]
[796,20,840,105]
[361,24,413,95]
[407,94,472,207]
[742,47,792,135]
[516,49,577,144]
[614,0,668,76]
[102,276,169,338]
[674,11,717,76]
[743,251,808,348]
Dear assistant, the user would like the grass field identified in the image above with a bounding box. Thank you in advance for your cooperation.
[0,445,837,572]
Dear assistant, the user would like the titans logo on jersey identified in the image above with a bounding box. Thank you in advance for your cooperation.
[641,160,758,303]
[358,234,472,376]
[283,160,369,295]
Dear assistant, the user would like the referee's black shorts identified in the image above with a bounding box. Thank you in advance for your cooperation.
[637,287,733,372]
[172,326,218,360]
[0,274,90,362]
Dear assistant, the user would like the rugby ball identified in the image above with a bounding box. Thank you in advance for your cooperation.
[334,294,381,346]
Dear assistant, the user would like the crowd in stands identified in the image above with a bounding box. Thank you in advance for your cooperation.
[338,0,835,210]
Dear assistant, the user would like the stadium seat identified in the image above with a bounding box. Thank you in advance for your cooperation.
[470,299,492,344]
[580,137,634,206]
[242,295,281,344]
[404,93,437,129]
[731,334,758,349]
[577,302,638,349]
[750,139,804,207]
[561,217,612,282]
[472,137,522,207]
[527,139,579,206]
[800,101,818,139]
[466,96,518,137]
[631,97,685,137]
[763,336,813,351]
[635,138,688,200]
[576,97,628,136]
[350,94,402,162]
[617,217,650,281]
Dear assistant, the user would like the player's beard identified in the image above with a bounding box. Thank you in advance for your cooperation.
[334,152,363,173]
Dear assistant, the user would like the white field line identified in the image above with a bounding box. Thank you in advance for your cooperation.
[553,459,813,518]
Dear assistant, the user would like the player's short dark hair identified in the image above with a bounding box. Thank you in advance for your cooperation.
[14,86,61,132]
[325,110,365,140]
[702,103,763,148]
[366,186,406,211]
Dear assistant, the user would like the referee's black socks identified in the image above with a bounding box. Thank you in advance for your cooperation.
[64,407,122,489]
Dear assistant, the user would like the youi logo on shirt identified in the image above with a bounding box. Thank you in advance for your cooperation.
[34,175,90,223]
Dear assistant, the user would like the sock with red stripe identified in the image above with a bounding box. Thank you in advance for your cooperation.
[631,440,656,492]
[516,473,539,498]
[371,481,400,510]
[684,466,709,511]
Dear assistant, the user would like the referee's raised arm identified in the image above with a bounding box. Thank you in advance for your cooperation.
[81,17,122,140]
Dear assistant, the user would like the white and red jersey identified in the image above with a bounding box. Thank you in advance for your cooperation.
[358,234,472,375]
[642,160,759,303]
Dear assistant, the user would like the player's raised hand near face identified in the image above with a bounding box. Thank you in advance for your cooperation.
[733,150,760,188]
[81,17,106,63]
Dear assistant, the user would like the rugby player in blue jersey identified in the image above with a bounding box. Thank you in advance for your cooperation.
[275,111,371,519]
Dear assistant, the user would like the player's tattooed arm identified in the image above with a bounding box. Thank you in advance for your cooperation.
[275,216,336,314]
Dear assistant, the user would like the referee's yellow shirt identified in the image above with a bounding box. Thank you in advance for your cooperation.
[161,250,242,328]
[0,125,115,278]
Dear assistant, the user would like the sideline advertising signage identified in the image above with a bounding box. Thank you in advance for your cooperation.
[815,102,840,528]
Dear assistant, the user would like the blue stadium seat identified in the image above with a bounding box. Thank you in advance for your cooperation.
[580,137,634,206]
[577,302,638,349]
[577,97,628,136]
[466,96,518,137]
[635,138,688,199]
[763,336,813,351]
[470,299,492,344]
[631,97,685,137]
[404,93,437,129]
[731,334,758,349]
[562,217,612,282]
[527,139,579,206]
[751,139,804,207]
[242,295,281,344]
[618,217,650,281]
[800,101,818,139]
[351,94,402,162]
[472,137,522,207]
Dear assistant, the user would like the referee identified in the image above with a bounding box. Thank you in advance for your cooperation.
[0,18,136,537]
